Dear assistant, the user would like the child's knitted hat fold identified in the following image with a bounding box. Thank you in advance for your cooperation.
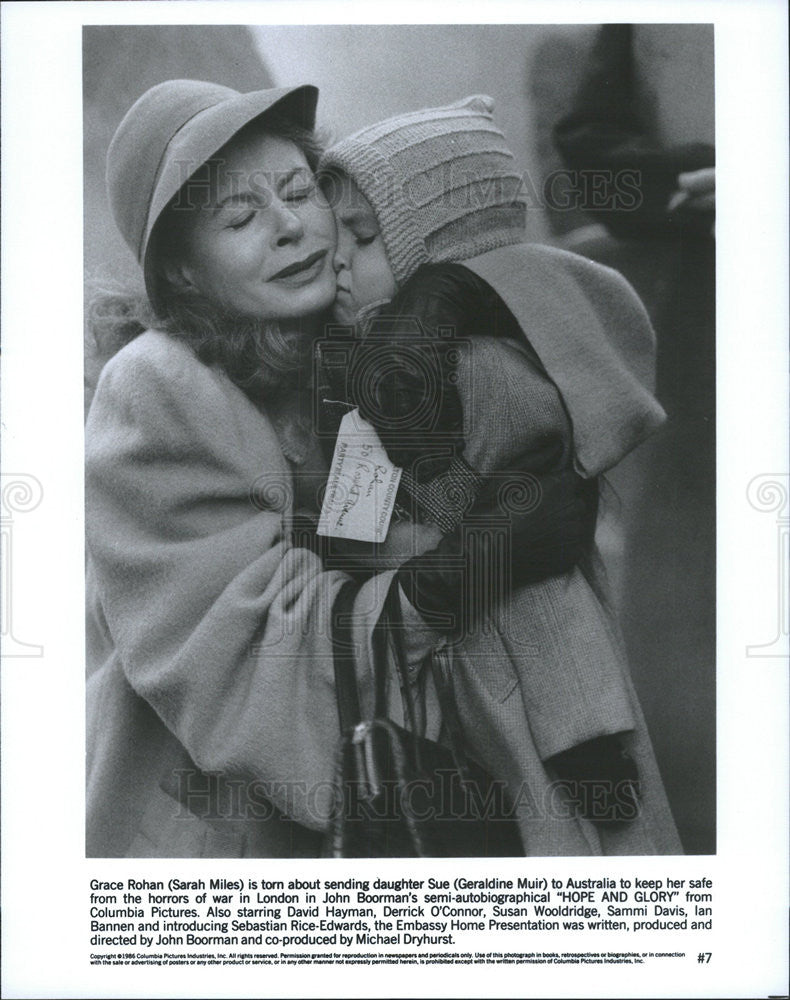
[319,95,527,284]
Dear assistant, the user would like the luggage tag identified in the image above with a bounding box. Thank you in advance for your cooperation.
[317,409,402,543]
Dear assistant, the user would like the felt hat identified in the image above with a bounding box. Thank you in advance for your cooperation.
[106,79,318,305]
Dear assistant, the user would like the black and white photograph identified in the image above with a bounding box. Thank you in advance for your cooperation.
[1,3,787,998]
[82,21,715,862]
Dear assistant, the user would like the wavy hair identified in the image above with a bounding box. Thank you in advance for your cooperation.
[88,114,327,405]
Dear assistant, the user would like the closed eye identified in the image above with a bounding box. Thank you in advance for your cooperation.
[355,234,377,247]
[228,211,256,231]
[283,176,316,203]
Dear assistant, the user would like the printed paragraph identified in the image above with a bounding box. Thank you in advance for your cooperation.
[88,874,714,952]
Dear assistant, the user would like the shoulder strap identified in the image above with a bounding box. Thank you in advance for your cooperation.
[386,581,472,775]
[383,580,418,732]
[331,579,363,733]
[429,645,473,776]
[334,576,471,774]
[332,576,411,734]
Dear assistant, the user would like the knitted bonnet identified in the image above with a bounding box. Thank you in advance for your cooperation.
[319,95,527,285]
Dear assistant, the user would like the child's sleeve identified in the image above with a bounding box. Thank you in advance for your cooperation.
[358,261,573,480]
[458,334,572,478]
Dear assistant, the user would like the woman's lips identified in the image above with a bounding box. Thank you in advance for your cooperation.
[270,249,327,284]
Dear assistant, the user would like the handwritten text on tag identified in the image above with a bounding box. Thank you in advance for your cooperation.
[317,409,402,543]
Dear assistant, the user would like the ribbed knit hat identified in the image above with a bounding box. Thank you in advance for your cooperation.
[319,95,527,286]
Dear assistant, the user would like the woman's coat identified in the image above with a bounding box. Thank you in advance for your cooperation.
[85,329,439,857]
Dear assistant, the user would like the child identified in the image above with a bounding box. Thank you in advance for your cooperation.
[317,96,681,855]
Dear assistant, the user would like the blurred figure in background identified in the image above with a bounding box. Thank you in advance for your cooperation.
[552,24,716,853]
[553,23,715,413]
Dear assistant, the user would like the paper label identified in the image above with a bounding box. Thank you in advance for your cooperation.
[317,409,402,543]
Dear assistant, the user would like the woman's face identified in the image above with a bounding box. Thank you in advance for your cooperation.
[174,132,337,322]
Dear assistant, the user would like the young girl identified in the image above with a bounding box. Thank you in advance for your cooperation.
[318,95,682,854]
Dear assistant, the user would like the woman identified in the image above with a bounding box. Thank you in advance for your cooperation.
[86,79,582,857]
